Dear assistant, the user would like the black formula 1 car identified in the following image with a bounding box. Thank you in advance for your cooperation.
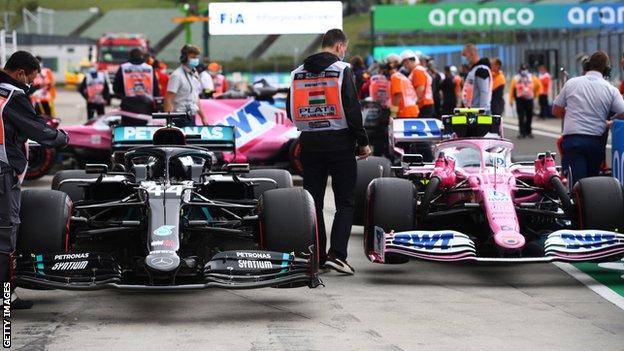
[13,123,321,291]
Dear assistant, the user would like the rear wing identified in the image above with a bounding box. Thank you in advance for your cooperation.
[441,108,502,138]
[112,125,236,152]
[392,118,449,142]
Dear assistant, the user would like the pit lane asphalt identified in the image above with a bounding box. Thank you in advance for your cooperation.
[11,91,624,351]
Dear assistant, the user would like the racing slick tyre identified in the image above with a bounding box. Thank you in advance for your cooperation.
[243,169,293,199]
[260,187,317,259]
[51,170,98,202]
[25,146,56,180]
[288,138,303,176]
[18,190,71,254]
[354,156,392,226]
[573,176,624,232]
[366,178,416,264]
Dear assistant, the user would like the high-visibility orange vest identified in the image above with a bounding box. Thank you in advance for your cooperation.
[390,71,419,118]
[86,71,107,104]
[212,74,228,95]
[369,74,390,107]
[539,72,551,96]
[31,67,55,103]
[515,74,535,99]
[411,65,433,108]
[289,61,349,132]
[121,62,154,98]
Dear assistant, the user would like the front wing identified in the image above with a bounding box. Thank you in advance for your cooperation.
[13,248,322,290]
[368,227,624,264]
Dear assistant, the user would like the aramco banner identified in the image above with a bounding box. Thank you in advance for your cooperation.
[373,3,624,32]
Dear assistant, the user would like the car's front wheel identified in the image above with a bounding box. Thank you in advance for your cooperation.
[260,187,317,259]
[573,176,624,231]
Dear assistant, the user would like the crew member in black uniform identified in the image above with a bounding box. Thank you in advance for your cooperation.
[0,51,69,308]
[287,29,371,275]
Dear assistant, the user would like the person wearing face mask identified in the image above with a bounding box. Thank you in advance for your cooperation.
[460,43,492,112]
[509,64,542,139]
[0,51,69,308]
[287,28,371,275]
[164,45,209,127]
[113,48,160,124]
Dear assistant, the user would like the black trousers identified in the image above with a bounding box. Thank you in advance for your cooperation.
[516,98,534,136]
[538,94,550,118]
[301,149,357,262]
[87,103,105,120]
[0,167,20,285]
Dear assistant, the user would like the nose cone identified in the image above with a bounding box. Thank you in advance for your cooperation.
[494,231,525,250]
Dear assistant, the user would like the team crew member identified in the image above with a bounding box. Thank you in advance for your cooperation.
[198,63,214,98]
[0,51,69,307]
[538,65,552,119]
[208,62,228,97]
[369,66,391,107]
[113,48,160,121]
[78,65,111,119]
[553,51,624,185]
[490,58,506,116]
[391,50,419,118]
[287,29,371,275]
[31,56,56,117]
[164,45,209,126]
[368,64,392,156]
[460,43,492,112]
[407,52,434,118]
[440,66,458,115]
[509,64,541,139]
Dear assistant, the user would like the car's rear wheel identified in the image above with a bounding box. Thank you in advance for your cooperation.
[366,178,415,263]
[51,170,98,202]
[354,156,392,225]
[260,187,317,259]
[243,169,293,199]
[288,138,303,176]
[18,190,71,254]
[573,176,624,231]
[25,146,56,180]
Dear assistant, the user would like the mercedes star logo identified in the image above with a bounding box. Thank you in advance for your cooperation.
[150,257,174,267]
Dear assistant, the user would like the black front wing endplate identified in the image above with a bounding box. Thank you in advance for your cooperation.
[12,247,322,291]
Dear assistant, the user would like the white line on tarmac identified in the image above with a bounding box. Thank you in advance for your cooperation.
[554,262,624,311]
[504,124,612,150]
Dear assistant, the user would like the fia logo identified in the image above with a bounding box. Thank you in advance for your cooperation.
[220,13,244,24]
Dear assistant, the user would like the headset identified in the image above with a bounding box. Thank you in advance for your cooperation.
[583,53,612,78]
[179,45,190,64]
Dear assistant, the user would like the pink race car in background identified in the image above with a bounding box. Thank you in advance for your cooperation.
[26,99,301,179]
[364,109,624,265]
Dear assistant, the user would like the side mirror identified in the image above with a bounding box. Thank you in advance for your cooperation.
[85,164,108,174]
[402,154,424,166]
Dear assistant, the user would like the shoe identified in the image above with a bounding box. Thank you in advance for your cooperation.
[324,255,355,275]
[517,134,525,139]
[527,134,534,139]
[11,293,33,310]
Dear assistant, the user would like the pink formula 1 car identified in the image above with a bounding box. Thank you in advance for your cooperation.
[26,99,300,179]
[365,109,624,264]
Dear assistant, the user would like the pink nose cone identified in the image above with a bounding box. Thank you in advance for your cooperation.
[494,231,526,250]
